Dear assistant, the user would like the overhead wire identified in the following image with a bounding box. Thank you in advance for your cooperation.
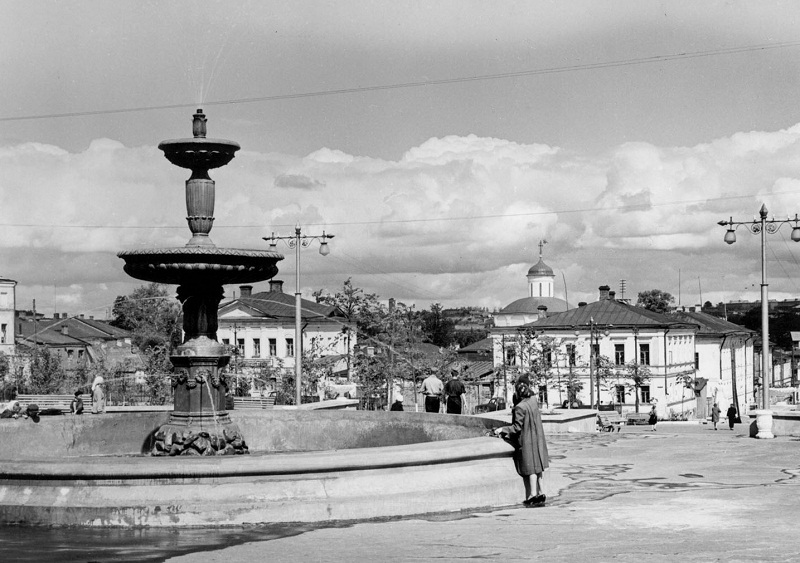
[1,41,799,123]
[0,189,797,230]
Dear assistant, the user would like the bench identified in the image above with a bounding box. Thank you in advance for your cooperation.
[233,396,276,409]
[598,412,625,432]
[15,394,91,415]
[626,412,651,425]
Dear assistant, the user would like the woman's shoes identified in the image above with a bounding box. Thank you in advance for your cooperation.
[523,494,546,507]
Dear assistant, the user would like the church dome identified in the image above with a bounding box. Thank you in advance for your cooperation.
[527,258,553,277]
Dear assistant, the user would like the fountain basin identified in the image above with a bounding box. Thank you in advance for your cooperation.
[118,247,282,286]
[0,411,519,527]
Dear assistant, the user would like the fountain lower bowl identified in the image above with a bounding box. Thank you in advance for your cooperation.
[0,410,518,527]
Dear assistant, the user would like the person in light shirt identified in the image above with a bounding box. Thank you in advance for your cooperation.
[419,369,444,413]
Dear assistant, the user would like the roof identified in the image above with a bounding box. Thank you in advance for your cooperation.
[671,311,755,337]
[220,290,343,320]
[527,258,553,277]
[512,298,699,331]
[498,296,569,315]
[458,337,493,353]
[17,317,133,346]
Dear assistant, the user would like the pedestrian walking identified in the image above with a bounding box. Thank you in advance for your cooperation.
[711,402,721,430]
[444,367,466,415]
[726,403,737,430]
[648,404,658,431]
[419,369,444,413]
[494,375,549,507]
[91,375,106,414]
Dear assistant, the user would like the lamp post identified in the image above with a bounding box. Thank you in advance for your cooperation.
[718,204,800,439]
[264,226,334,408]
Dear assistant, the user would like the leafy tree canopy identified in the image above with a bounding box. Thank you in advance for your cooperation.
[110,283,182,350]
[636,289,675,314]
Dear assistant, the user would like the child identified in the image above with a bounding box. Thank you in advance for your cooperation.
[648,404,658,432]
[70,390,84,415]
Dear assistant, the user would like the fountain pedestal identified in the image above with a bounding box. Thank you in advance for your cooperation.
[118,110,283,456]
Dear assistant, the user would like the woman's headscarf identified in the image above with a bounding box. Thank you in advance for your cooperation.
[91,375,105,391]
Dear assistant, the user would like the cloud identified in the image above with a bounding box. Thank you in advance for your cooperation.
[274,173,325,190]
[4,124,800,314]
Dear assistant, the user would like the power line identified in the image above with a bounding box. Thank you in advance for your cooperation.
[1,41,798,123]
[2,189,797,230]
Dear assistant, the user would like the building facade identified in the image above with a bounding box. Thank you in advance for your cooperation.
[217,281,356,395]
[0,277,16,357]
[492,286,700,419]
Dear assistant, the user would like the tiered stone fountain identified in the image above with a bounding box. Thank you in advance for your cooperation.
[119,109,283,455]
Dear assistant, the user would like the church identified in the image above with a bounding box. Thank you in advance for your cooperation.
[493,241,568,327]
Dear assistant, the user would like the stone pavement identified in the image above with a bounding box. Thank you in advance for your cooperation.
[167,422,800,563]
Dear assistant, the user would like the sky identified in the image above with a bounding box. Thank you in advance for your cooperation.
[3,0,800,319]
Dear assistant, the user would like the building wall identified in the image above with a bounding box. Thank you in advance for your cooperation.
[0,280,16,356]
[491,327,698,418]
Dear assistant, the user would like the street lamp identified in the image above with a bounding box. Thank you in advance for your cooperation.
[264,225,334,407]
[718,204,800,439]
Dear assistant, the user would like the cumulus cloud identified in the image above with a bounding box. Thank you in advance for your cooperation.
[4,124,800,314]
[274,173,325,190]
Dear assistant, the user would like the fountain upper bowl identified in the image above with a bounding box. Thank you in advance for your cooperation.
[118,246,283,285]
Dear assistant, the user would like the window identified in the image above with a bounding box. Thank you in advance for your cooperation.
[78,350,84,359]
[566,344,576,367]
[67,350,74,361]
[640,385,651,404]
[286,338,294,357]
[221,338,230,346]
[695,352,700,370]
[591,343,600,366]
[236,338,245,356]
[615,385,626,404]
[639,343,650,366]
[544,348,552,367]
[252,338,261,358]
[614,344,625,365]
[0,323,5,344]
[269,338,277,356]
[538,385,548,405]
[505,348,516,364]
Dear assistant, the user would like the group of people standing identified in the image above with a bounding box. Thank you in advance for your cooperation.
[419,367,467,414]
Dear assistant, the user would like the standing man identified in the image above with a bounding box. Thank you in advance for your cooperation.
[420,368,444,413]
[444,367,466,414]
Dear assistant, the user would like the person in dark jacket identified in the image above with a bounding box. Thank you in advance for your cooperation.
[711,403,721,430]
[648,404,658,432]
[443,368,466,414]
[726,403,737,430]
[390,395,404,411]
[495,375,549,507]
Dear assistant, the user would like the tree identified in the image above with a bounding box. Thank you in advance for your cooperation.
[637,289,675,314]
[420,303,455,348]
[621,360,652,412]
[319,278,384,339]
[25,348,67,393]
[110,283,182,350]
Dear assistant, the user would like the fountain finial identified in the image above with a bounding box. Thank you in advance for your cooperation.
[192,109,207,138]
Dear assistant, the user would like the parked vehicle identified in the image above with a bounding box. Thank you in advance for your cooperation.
[474,397,506,414]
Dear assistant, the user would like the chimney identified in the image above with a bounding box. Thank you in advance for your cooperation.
[599,285,610,300]
[62,312,68,319]
[269,280,284,293]
[79,314,85,319]
[578,301,587,307]
[89,316,94,320]
[608,291,616,301]
[240,285,253,298]
[537,305,548,320]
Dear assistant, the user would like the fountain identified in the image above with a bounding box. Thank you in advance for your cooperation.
[0,110,580,528]
[119,109,283,455]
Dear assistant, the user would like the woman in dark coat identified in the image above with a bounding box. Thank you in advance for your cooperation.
[495,375,549,506]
